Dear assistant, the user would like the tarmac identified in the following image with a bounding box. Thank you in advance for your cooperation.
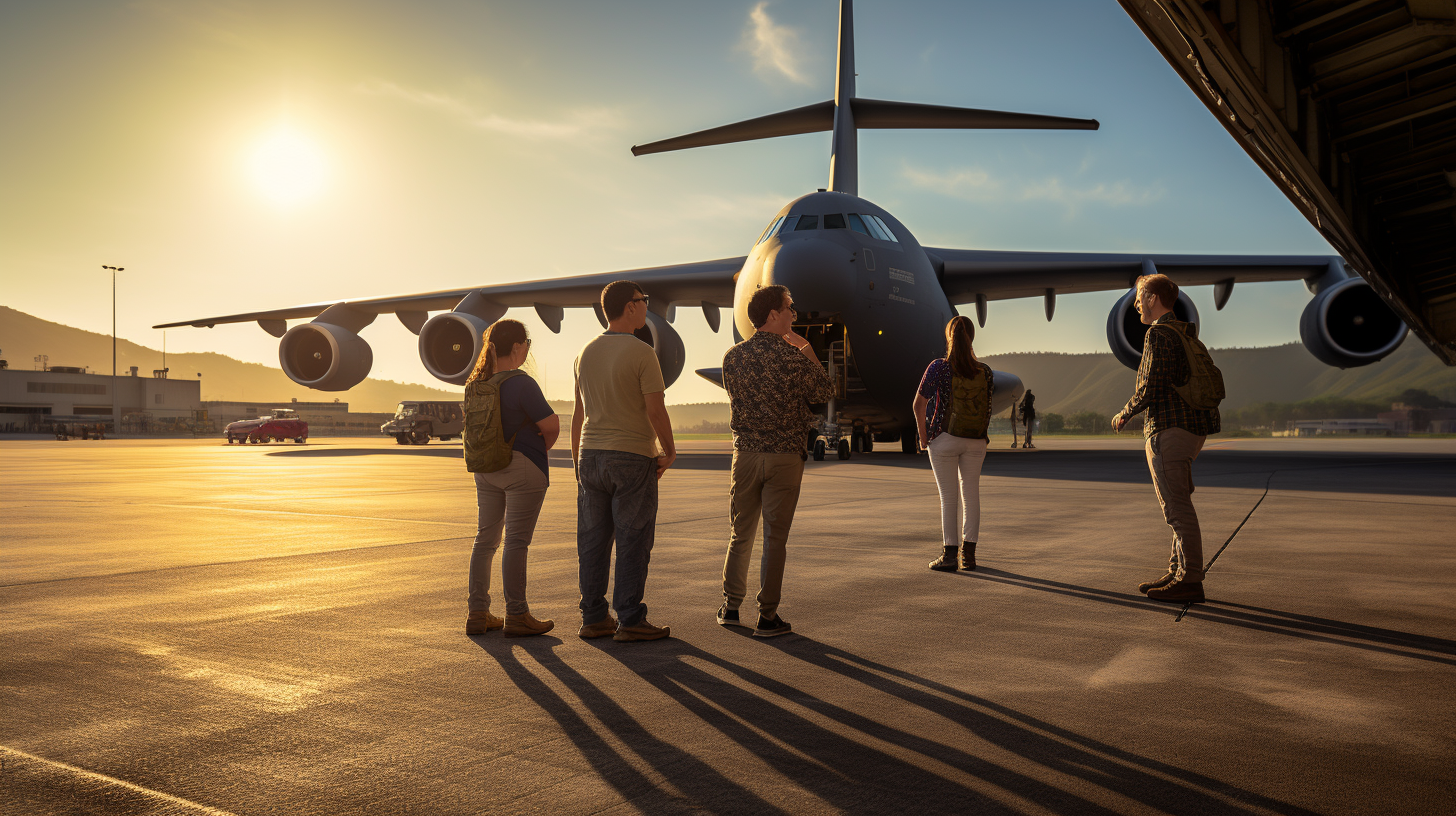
[2,435,1454,815]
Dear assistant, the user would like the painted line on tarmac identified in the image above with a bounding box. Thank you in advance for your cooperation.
[0,745,238,815]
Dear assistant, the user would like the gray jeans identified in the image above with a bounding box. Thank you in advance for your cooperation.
[1145,427,1206,583]
[576,449,658,628]
[723,451,805,620]
[470,456,549,616]
[928,433,988,547]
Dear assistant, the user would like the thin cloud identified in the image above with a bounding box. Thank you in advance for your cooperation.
[903,163,1165,214]
[357,80,619,140]
[743,2,810,85]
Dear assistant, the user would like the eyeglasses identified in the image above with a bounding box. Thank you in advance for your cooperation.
[629,296,650,305]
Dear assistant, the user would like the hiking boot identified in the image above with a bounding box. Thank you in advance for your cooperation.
[1146,581,1205,603]
[717,603,746,628]
[613,620,671,642]
[504,612,555,638]
[578,616,618,639]
[961,541,977,571]
[465,611,504,635]
[1138,571,1178,594]
[928,545,958,572]
[753,615,793,638]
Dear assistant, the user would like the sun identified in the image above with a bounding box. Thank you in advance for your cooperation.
[248,127,327,208]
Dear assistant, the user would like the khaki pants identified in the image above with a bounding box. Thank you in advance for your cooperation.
[471,455,549,616]
[723,451,805,620]
[1145,427,1206,583]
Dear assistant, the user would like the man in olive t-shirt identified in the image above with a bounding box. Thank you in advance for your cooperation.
[571,280,676,643]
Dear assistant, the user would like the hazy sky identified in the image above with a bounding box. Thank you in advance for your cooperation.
[0,0,1335,403]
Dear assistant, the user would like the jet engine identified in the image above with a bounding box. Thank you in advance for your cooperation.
[634,311,686,388]
[1106,289,1201,370]
[418,293,509,386]
[279,321,373,391]
[1299,277,1406,367]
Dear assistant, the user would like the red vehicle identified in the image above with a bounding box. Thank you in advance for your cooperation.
[226,408,308,444]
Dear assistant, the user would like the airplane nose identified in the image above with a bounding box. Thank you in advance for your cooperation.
[763,237,852,313]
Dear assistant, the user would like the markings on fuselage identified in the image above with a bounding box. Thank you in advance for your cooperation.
[888,293,915,305]
[888,268,914,284]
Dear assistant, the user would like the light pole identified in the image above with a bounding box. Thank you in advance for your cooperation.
[103,265,124,435]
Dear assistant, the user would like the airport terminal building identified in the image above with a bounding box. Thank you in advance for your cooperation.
[0,366,199,431]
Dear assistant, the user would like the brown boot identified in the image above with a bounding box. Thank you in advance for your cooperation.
[505,612,555,638]
[960,541,977,571]
[928,545,958,572]
[465,611,504,635]
[1138,571,1177,594]
[578,616,618,639]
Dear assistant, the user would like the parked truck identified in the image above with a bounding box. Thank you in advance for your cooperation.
[381,401,464,444]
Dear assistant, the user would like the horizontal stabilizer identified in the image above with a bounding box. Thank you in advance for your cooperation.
[851,98,1098,131]
[632,101,834,156]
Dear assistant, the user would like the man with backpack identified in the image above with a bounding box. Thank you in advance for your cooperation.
[1112,274,1223,603]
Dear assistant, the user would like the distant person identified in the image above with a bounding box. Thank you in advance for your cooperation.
[463,318,559,638]
[1112,274,1223,604]
[1020,390,1037,448]
[915,315,994,572]
[718,285,834,637]
[572,280,676,642]
[1008,395,1021,449]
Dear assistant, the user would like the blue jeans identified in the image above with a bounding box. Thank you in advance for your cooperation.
[576,449,658,628]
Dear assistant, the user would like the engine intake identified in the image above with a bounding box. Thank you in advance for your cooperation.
[279,322,373,390]
[1299,277,1406,367]
[1106,289,1201,370]
[419,312,491,386]
[633,311,685,388]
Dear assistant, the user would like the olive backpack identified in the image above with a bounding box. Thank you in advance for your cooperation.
[945,362,993,439]
[1153,322,1226,410]
[464,369,526,473]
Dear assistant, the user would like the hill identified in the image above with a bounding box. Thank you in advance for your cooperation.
[0,306,462,413]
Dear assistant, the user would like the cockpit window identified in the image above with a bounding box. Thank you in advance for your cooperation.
[848,213,870,235]
[823,213,846,229]
[865,214,899,242]
[756,216,784,244]
[794,214,819,230]
[778,215,800,234]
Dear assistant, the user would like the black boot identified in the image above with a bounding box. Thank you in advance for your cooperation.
[961,541,977,571]
[928,545,958,572]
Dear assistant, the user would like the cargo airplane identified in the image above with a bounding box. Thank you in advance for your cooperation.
[158,0,1408,455]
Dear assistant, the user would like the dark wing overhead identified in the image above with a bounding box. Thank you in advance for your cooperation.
[153,257,745,329]
[923,247,1341,303]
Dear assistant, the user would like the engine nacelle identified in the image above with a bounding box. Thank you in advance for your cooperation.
[633,310,686,388]
[1299,277,1407,367]
[419,312,491,386]
[990,370,1024,416]
[1106,289,1201,370]
[279,322,373,391]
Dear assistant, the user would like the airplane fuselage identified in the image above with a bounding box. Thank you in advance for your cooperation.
[731,191,1021,436]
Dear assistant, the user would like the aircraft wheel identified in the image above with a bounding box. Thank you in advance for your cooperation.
[863,434,873,453]
[395,434,408,445]
[901,434,918,455]
[837,439,850,460]
[409,429,430,445]
[813,439,826,461]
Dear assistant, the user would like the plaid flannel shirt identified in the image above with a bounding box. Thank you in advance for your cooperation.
[723,330,835,453]
[1118,313,1221,438]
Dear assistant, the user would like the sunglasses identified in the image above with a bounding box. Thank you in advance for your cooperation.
[629,296,650,305]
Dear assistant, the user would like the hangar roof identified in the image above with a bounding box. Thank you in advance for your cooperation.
[1119,0,1456,364]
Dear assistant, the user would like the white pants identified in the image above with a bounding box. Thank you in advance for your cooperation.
[928,433,988,548]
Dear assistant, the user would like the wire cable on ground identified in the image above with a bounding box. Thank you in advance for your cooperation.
[1175,469,1277,623]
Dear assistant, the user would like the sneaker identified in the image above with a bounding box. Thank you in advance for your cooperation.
[578,616,618,639]
[753,615,793,638]
[928,545,958,572]
[504,612,555,638]
[613,620,671,642]
[1137,572,1177,594]
[960,541,977,571]
[1146,581,1205,603]
[465,611,504,635]
[717,603,747,628]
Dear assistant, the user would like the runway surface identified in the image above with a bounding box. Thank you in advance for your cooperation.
[3,436,1454,815]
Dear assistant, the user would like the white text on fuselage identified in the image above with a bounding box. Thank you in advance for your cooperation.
[888,268,914,284]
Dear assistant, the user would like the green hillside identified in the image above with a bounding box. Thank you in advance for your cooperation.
[0,306,462,413]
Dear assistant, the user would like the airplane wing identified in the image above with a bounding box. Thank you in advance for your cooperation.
[923,248,1340,304]
[152,256,745,330]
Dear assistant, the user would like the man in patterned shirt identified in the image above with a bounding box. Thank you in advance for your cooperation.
[718,285,835,637]
[1112,273,1221,604]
